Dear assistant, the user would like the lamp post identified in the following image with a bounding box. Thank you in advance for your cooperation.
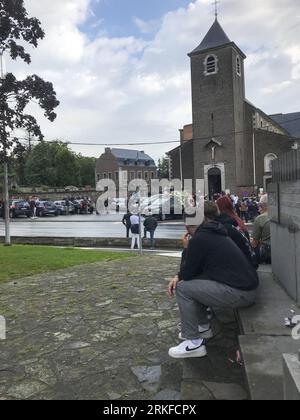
[0,50,11,246]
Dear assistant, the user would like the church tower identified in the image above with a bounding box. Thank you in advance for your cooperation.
[188,18,247,196]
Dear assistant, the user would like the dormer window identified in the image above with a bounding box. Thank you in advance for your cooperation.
[236,56,241,76]
[204,55,218,76]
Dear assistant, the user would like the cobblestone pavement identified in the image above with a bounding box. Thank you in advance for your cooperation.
[0,255,247,400]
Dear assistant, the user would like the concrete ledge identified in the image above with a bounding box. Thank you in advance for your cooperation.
[283,353,300,400]
[0,236,182,250]
[238,268,300,400]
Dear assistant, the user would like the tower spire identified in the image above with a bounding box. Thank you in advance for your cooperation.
[213,0,220,19]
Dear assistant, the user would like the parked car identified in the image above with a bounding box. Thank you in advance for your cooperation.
[142,195,184,221]
[54,200,75,215]
[36,201,58,217]
[9,200,32,218]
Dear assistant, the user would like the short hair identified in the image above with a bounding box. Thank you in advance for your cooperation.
[204,201,219,221]
[259,194,268,209]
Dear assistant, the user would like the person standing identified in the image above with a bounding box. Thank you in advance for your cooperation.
[251,195,271,264]
[29,196,37,219]
[122,210,132,238]
[130,213,140,250]
[143,211,158,249]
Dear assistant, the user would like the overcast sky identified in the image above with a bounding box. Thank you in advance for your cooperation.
[9,0,300,161]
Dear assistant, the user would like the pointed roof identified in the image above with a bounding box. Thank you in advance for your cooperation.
[189,19,246,58]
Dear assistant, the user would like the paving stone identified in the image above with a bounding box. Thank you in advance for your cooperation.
[131,366,162,393]
[202,381,248,400]
[153,389,181,400]
[181,380,215,400]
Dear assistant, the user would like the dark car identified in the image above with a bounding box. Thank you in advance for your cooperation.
[54,200,75,215]
[9,200,32,218]
[36,201,58,217]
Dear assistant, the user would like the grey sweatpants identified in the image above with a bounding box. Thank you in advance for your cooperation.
[176,279,257,340]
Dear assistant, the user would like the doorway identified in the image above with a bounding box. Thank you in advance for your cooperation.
[208,167,222,199]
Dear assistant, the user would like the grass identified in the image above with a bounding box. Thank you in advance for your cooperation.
[0,245,135,283]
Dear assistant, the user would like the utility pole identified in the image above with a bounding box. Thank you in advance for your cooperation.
[0,50,11,246]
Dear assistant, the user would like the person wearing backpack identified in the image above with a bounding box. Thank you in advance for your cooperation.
[130,213,140,250]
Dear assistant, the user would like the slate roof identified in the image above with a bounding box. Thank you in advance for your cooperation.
[269,113,300,138]
[110,149,156,166]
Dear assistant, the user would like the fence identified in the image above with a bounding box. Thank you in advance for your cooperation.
[272,149,300,182]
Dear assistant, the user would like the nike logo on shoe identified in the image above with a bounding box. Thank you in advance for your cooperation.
[185,345,203,352]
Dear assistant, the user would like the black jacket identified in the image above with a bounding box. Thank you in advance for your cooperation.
[215,214,258,269]
[122,213,132,226]
[144,216,158,231]
[179,222,259,291]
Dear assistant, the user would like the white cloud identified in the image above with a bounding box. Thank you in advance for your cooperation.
[8,0,299,162]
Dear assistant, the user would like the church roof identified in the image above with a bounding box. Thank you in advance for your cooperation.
[189,18,245,58]
[269,113,300,139]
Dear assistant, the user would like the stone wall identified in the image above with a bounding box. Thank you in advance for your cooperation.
[269,150,300,304]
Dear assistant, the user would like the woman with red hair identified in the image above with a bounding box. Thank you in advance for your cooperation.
[216,196,249,237]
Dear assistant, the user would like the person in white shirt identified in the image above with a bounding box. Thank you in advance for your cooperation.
[130,214,140,250]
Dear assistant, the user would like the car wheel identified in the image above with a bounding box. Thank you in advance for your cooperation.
[9,210,14,219]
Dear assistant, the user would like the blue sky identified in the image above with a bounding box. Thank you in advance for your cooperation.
[83,0,193,39]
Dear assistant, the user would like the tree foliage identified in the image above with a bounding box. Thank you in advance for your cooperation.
[0,0,59,161]
[24,141,96,188]
[158,156,170,179]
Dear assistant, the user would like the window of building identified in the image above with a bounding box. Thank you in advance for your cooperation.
[264,153,277,173]
[151,172,155,179]
[130,171,135,180]
[97,174,101,181]
[115,172,119,182]
[137,172,142,180]
[236,56,241,76]
[204,55,218,75]
[144,172,148,181]
[103,173,107,179]
[108,173,112,180]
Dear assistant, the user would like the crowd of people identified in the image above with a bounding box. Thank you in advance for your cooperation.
[167,192,271,360]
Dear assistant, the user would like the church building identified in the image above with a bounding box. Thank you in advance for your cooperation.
[168,17,300,198]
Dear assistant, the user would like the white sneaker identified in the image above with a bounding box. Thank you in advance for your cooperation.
[169,340,207,359]
[178,326,213,341]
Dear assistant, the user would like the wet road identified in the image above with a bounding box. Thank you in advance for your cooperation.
[0,213,186,239]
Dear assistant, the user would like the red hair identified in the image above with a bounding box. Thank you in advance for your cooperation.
[216,196,247,232]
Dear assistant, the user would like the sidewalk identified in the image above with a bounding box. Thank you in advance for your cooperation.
[0,255,246,400]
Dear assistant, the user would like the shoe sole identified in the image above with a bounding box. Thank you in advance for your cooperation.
[169,346,207,359]
[178,329,213,341]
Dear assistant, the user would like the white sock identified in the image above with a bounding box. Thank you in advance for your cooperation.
[189,339,203,347]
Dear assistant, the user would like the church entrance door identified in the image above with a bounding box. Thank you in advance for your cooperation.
[208,167,222,199]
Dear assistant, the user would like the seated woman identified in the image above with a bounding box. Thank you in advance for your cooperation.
[216,196,258,269]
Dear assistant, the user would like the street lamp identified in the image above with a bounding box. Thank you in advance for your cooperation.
[0,50,11,246]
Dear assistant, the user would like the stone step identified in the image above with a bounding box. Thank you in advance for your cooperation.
[237,268,300,400]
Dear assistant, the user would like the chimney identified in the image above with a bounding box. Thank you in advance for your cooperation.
[105,148,111,153]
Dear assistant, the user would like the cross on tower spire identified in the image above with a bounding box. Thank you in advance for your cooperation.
[212,0,220,19]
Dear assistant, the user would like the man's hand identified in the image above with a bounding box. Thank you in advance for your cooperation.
[168,275,179,298]
[182,233,191,249]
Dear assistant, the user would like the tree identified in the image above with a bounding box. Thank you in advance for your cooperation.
[158,156,170,179]
[0,0,59,244]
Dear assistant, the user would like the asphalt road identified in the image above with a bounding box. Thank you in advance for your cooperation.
[0,213,186,239]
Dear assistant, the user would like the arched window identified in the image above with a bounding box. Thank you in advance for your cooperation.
[236,56,241,76]
[264,153,277,173]
[204,55,218,75]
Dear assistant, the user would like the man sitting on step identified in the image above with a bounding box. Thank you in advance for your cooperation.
[167,201,259,359]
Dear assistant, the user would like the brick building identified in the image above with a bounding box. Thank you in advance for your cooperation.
[95,148,157,191]
[168,18,300,198]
